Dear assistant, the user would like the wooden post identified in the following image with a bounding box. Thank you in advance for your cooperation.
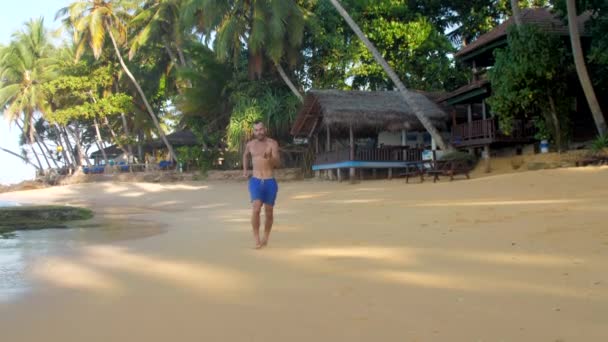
[314,135,320,178]
[388,168,393,180]
[337,168,342,182]
[482,99,487,120]
[483,144,491,173]
[349,124,355,183]
[326,124,331,152]
[467,104,474,154]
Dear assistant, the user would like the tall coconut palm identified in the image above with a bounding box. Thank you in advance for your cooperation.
[129,0,188,66]
[0,18,55,142]
[0,145,43,171]
[57,0,178,161]
[328,0,449,151]
[566,0,606,135]
[190,0,305,101]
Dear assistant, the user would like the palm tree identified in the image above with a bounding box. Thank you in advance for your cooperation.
[57,0,178,161]
[190,0,305,101]
[510,0,523,26]
[0,18,55,142]
[129,0,188,66]
[566,0,606,135]
[0,145,43,171]
[328,0,450,151]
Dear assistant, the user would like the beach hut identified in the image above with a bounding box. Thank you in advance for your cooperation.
[439,7,600,159]
[291,90,450,181]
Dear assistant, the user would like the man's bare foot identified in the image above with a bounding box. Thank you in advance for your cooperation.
[260,239,268,248]
[254,242,263,249]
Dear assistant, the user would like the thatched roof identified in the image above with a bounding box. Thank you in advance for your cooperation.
[291,90,449,137]
[456,8,590,61]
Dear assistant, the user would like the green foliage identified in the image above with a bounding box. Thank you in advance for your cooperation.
[488,25,573,145]
[553,0,608,94]
[305,0,466,91]
[440,150,478,164]
[590,134,608,154]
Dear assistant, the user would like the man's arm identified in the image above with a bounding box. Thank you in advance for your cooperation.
[271,140,281,168]
[243,143,250,177]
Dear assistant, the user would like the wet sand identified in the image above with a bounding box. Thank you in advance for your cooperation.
[0,167,607,341]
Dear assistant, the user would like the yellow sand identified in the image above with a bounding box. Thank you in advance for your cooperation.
[1,167,608,341]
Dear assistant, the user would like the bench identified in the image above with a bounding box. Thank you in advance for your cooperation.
[399,163,425,183]
[426,160,472,183]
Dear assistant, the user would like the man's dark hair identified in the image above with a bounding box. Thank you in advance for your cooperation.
[253,120,264,126]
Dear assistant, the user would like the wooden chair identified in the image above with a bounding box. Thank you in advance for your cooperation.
[400,163,424,183]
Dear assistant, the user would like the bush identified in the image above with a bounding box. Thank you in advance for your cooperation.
[440,151,478,163]
[590,134,608,155]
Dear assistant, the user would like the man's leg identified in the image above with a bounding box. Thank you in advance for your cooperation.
[261,204,274,246]
[251,200,263,248]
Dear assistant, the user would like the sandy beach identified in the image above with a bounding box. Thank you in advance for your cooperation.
[1,167,607,341]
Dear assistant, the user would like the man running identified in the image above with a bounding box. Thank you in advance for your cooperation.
[243,121,280,249]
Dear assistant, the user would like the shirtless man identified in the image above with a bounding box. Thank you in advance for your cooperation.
[243,121,280,249]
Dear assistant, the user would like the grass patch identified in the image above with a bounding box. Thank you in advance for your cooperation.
[0,205,94,234]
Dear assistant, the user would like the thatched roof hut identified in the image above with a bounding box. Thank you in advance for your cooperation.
[90,130,199,159]
[291,90,449,137]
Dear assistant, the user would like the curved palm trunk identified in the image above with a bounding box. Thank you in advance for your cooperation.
[58,124,78,167]
[0,146,42,171]
[548,95,562,153]
[35,140,53,169]
[510,0,523,26]
[120,113,135,161]
[32,126,60,168]
[93,117,110,166]
[106,22,177,162]
[328,0,450,151]
[54,124,73,167]
[274,62,303,102]
[15,121,44,171]
[66,126,91,167]
[103,116,130,158]
[566,0,607,136]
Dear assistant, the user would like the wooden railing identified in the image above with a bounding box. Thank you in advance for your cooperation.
[452,118,496,143]
[315,146,423,165]
[451,118,534,145]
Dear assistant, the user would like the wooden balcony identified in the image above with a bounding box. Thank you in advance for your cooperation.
[451,118,535,147]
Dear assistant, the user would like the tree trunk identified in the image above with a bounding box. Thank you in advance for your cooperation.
[566,0,607,136]
[93,117,110,165]
[177,46,187,67]
[32,126,60,168]
[137,129,144,162]
[274,61,303,102]
[15,121,44,171]
[328,0,450,151]
[0,146,42,171]
[510,0,523,26]
[548,95,562,153]
[54,125,72,167]
[106,21,177,162]
[120,113,135,161]
[67,126,91,167]
[59,124,78,167]
[103,116,130,157]
[162,37,180,66]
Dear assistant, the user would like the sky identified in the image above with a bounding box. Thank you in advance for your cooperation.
[0,0,70,185]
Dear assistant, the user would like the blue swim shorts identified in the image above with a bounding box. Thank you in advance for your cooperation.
[248,177,278,206]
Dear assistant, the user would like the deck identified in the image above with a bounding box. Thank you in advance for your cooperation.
[313,146,423,171]
[451,119,535,147]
